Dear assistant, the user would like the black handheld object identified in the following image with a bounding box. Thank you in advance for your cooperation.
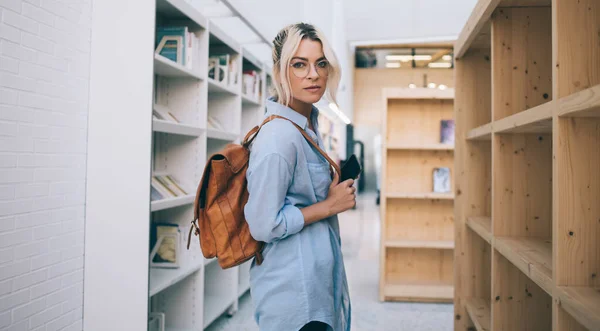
[340,154,362,182]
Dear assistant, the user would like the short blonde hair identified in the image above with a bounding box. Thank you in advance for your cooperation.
[271,23,341,107]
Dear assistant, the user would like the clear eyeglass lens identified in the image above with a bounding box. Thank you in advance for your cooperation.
[291,61,329,78]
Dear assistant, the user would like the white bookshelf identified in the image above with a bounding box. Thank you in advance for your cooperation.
[149,1,267,329]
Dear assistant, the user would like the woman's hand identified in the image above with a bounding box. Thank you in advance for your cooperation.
[325,171,356,216]
[300,171,356,226]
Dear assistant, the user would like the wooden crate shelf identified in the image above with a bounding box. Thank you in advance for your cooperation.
[467,123,492,141]
[385,240,454,250]
[454,0,600,329]
[380,88,455,303]
[494,237,552,295]
[466,217,492,244]
[492,101,553,134]
[465,298,491,331]
[383,283,454,303]
[555,287,600,331]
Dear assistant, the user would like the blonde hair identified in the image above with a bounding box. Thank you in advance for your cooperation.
[271,23,341,107]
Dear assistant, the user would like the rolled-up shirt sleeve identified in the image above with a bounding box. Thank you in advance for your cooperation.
[244,152,305,243]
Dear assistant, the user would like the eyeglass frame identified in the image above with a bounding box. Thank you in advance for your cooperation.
[288,57,330,78]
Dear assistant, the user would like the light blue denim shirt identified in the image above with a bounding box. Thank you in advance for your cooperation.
[244,98,351,331]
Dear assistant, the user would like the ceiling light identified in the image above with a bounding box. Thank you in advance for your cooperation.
[385,55,413,62]
[386,62,401,68]
[408,83,417,89]
[413,55,432,61]
[428,62,452,68]
[442,55,452,61]
[428,83,437,89]
[438,84,448,90]
[329,102,351,125]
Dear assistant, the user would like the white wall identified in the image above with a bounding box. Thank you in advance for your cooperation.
[0,1,91,330]
[344,0,478,43]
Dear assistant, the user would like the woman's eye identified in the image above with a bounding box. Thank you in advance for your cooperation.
[292,62,306,68]
[317,61,329,68]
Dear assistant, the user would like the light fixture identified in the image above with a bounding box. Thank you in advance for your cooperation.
[329,102,351,125]
[385,55,412,62]
[442,55,452,61]
[408,83,417,89]
[428,83,437,89]
[438,84,448,90]
[428,62,452,68]
[386,62,401,68]
[413,55,432,61]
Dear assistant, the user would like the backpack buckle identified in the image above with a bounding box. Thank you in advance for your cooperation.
[187,219,200,250]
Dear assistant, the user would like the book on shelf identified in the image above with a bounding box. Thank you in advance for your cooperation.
[150,223,180,269]
[208,54,239,88]
[243,70,261,100]
[440,119,455,145]
[150,175,189,201]
[433,167,451,193]
[152,104,180,123]
[155,26,196,69]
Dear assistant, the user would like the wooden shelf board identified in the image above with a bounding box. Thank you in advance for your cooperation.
[206,128,238,141]
[385,239,455,250]
[494,236,553,295]
[384,283,454,302]
[465,298,491,331]
[382,87,455,100]
[556,286,600,331]
[493,101,554,134]
[386,192,455,200]
[149,259,203,297]
[156,0,207,30]
[466,217,492,244]
[467,123,492,141]
[557,84,600,117]
[208,78,239,96]
[387,143,454,151]
[152,119,203,137]
[455,0,499,58]
[242,94,261,107]
[154,54,203,80]
[151,195,195,212]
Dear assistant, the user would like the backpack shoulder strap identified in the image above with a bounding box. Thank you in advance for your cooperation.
[242,114,341,178]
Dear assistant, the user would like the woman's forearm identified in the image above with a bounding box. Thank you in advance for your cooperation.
[300,200,333,226]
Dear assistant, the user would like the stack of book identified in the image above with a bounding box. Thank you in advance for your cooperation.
[242,70,261,100]
[151,175,189,201]
[208,54,238,88]
[155,26,197,70]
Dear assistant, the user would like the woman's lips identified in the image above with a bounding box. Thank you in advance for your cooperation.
[304,86,321,92]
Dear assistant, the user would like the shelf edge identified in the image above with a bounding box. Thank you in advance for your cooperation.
[493,101,554,134]
[557,84,600,117]
[455,0,500,58]
[466,217,492,244]
[556,286,600,331]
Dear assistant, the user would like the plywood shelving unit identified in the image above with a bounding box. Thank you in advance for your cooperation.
[148,0,268,329]
[454,0,600,330]
[380,87,456,303]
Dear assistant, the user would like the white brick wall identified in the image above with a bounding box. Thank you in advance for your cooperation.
[0,1,91,330]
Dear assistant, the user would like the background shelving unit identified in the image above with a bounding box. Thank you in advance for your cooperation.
[379,87,456,303]
[454,0,600,330]
[148,1,267,329]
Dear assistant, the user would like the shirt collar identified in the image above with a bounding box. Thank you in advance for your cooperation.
[265,97,319,131]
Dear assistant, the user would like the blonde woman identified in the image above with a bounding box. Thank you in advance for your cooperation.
[244,23,354,331]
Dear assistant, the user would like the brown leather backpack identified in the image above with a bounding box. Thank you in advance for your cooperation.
[187,114,340,269]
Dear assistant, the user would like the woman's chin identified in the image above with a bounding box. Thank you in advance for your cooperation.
[297,93,324,105]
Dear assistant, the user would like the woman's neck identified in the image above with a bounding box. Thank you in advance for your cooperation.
[289,98,313,125]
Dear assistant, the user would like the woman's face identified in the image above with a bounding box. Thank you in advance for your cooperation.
[288,38,329,105]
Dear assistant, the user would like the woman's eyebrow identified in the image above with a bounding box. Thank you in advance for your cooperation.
[291,56,326,61]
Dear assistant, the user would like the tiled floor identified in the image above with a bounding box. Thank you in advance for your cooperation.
[206,192,454,331]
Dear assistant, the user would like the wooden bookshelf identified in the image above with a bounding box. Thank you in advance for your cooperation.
[380,88,455,303]
[454,0,600,330]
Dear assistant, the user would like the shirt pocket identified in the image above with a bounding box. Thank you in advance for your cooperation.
[306,162,332,202]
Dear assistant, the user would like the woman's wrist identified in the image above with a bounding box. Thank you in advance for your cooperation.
[300,199,333,226]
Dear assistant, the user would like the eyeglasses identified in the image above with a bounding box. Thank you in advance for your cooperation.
[289,60,330,78]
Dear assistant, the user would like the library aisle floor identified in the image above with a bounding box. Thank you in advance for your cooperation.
[206,193,454,331]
